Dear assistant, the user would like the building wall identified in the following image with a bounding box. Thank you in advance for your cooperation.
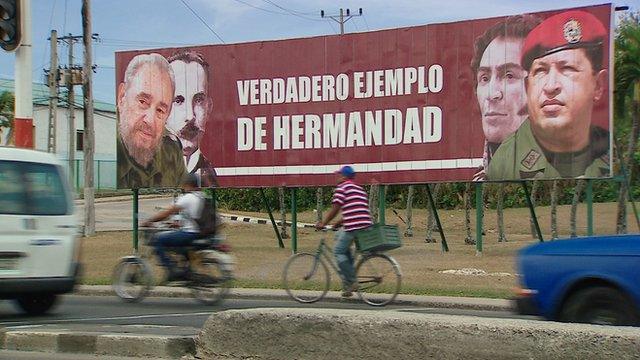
[33,105,118,189]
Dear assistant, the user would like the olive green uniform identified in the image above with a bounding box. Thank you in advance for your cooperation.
[486,119,610,180]
[117,134,187,189]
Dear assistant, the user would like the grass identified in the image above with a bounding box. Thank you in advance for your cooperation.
[78,201,639,299]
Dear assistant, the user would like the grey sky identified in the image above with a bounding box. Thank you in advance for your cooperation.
[0,0,636,104]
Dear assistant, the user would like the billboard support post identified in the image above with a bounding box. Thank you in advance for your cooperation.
[586,180,594,236]
[426,184,448,252]
[261,188,284,248]
[475,182,483,255]
[522,181,543,242]
[291,188,297,254]
[378,185,386,225]
[133,188,139,252]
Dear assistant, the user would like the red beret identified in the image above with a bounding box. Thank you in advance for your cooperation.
[521,10,607,70]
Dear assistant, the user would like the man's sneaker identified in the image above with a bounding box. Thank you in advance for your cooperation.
[341,283,358,297]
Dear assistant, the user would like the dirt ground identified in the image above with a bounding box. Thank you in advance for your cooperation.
[81,201,639,299]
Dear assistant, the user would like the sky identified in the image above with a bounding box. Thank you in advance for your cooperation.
[0,0,638,105]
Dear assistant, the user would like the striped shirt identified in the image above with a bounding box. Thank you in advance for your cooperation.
[332,180,373,232]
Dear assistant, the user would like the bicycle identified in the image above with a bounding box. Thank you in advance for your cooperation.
[282,227,402,306]
[112,226,234,305]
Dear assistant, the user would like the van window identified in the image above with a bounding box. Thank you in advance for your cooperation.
[0,160,69,215]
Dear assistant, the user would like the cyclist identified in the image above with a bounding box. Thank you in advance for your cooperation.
[141,173,206,282]
[316,165,373,297]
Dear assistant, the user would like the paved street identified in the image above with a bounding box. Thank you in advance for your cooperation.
[0,294,533,329]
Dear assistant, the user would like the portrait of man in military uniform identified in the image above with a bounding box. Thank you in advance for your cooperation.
[487,10,610,180]
[166,50,217,187]
[117,53,187,189]
[470,14,541,181]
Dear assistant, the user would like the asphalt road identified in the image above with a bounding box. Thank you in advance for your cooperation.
[76,197,176,232]
[0,294,536,329]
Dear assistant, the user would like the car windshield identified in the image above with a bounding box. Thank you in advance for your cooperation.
[0,160,69,215]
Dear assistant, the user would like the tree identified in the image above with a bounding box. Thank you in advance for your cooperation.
[0,91,14,146]
[464,183,475,245]
[615,12,640,233]
[404,185,414,237]
[550,180,559,239]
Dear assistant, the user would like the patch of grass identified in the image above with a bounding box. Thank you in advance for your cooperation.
[78,202,635,299]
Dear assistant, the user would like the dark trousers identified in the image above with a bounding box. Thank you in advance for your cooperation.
[152,230,200,269]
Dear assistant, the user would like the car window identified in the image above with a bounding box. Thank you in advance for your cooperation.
[0,160,69,215]
[0,162,28,214]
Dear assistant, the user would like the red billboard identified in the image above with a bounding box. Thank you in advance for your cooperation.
[115,4,612,189]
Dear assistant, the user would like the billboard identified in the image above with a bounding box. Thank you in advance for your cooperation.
[115,4,613,189]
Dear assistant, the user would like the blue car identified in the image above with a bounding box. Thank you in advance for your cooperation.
[515,234,640,326]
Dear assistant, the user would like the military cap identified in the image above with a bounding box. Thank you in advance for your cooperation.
[521,10,607,70]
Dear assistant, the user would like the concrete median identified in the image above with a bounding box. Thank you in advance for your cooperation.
[197,308,640,359]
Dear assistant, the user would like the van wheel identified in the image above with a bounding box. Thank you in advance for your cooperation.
[15,293,58,315]
[559,286,638,326]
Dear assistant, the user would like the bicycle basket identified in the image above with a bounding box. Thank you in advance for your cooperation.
[355,224,402,252]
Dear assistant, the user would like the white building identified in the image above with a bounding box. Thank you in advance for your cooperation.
[0,78,117,189]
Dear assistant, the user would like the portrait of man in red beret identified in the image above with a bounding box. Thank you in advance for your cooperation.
[487,10,610,180]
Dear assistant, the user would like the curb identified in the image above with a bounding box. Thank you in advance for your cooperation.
[219,213,316,228]
[0,326,195,359]
[73,285,513,312]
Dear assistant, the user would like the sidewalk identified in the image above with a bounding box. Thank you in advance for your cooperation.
[0,286,512,359]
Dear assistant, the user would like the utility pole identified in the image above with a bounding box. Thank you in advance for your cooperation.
[320,8,363,35]
[46,30,58,153]
[58,33,82,184]
[82,0,95,236]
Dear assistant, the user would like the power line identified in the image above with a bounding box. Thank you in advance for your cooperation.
[62,0,68,35]
[362,14,371,31]
[232,0,288,15]
[178,0,225,44]
[261,0,325,21]
[261,0,316,15]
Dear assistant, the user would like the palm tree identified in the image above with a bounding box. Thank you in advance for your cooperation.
[615,12,640,233]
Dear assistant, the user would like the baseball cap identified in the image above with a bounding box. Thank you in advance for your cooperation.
[335,165,355,179]
[521,10,607,70]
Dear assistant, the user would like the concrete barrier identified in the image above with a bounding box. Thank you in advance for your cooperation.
[197,308,640,360]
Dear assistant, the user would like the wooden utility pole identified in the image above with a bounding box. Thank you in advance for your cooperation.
[46,30,58,153]
[67,36,75,180]
[82,0,95,236]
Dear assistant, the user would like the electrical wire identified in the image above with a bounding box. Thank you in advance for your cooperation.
[261,0,317,15]
[362,14,371,31]
[178,0,225,44]
[232,0,288,15]
[260,0,324,21]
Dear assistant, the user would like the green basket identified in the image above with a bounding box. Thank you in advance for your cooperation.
[355,224,402,252]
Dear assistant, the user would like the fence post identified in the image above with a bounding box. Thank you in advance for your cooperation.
[96,160,101,191]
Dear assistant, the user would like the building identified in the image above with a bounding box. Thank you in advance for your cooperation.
[0,78,117,189]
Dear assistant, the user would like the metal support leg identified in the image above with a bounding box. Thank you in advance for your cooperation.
[522,181,543,242]
[426,184,448,252]
[475,182,483,255]
[261,188,284,248]
[378,185,386,225]
[133,188,139,252]
[291,188,297,254]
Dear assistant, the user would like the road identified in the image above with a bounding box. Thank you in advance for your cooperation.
[0,294,535,329]
[76,197,175,232]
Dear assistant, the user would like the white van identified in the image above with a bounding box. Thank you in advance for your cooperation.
[0,147,81,315]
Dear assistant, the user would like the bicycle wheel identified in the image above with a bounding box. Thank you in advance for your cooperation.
[282,253,330,303]
[355,253,402,306]
[112,257,154,303]
[190,253,232,305]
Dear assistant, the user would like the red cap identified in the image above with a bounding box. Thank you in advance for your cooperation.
[521,10,607,70]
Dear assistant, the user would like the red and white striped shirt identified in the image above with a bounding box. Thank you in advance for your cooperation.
[332,180,373,232]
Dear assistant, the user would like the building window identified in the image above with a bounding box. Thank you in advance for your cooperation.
[76,130,84,151]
